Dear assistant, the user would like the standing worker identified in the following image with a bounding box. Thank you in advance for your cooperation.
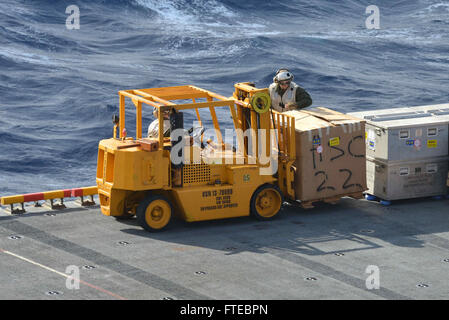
[269,68,312,112]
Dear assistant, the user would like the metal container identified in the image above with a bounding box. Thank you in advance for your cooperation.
[366,156,448,200]
[404,103,449,117]
[349,109,449,161]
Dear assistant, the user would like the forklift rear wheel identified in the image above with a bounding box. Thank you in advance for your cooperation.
[250,184,283,220]
[137,195,172,232]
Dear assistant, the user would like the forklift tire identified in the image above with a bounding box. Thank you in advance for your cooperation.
[250,184,283,221]
[137,195,173,232]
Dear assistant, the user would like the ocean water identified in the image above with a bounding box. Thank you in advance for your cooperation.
[1,0,448,195]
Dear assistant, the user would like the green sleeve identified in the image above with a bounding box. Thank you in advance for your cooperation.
[294,86,312,109]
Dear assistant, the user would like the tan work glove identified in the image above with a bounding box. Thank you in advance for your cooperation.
[285,103,297,111]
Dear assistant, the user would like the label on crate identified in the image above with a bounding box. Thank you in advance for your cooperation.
[427,139,437,148]
[399,167,409,176]
[414,139,422,148]
[329,137,340,147]
[426,163,438,173]
[367,130,375,150]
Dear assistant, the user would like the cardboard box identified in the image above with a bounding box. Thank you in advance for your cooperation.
[284,107,367,202]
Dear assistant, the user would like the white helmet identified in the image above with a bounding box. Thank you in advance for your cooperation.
[274,68,294,83]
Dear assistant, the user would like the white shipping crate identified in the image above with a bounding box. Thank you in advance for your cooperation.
[366,156,448,200]
[350,107,449,162]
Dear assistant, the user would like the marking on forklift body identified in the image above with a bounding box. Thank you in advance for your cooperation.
[200,188,238,211]
[0,248,127,300]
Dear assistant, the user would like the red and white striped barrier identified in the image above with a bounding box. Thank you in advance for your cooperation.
[0,186,98,214]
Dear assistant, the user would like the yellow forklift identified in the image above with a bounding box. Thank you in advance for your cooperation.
[96,83,296,231]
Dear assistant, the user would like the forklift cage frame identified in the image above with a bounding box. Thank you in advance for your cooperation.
[117,84,296,164]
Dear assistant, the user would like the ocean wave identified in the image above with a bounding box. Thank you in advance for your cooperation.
[0,47,57,66]
[133,0,237,22]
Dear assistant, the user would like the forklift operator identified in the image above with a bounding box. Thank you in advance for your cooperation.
[147,107,171,138]
[269,68,312,112]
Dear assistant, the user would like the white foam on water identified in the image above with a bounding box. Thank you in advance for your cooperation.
[133,0,281,38]
[411,0,449,18]
[425,1,449,12]
[134,0,236,23]
[159,38,254,59]
[298,27,445,45]
[135,0,194,23]
[0,47,56,66]
[0,1,34,17]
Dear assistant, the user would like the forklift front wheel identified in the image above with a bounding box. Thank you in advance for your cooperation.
[137,195,173,232]
[250,184,283,220]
